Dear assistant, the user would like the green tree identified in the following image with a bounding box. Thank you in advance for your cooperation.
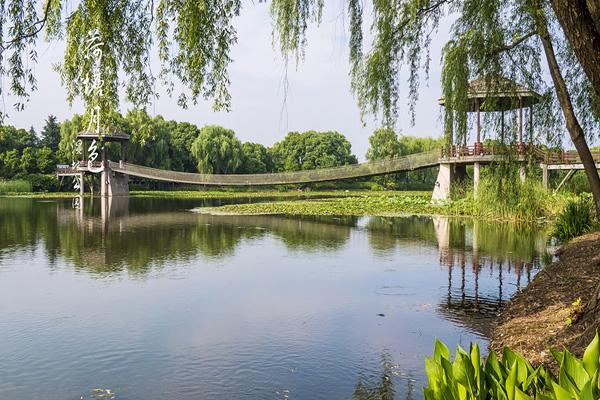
[169,121,200,172]
[40,115,61,151]
[19,147,39,174]
[59,114,85,163]
[37,147,57,174]
[397,135,443,156]
[366,128,401,161]
[3,1,600,214]
[239,142,273,174]
[0,150,20,177]
[366,128,402,189]
[191,125,243,174]
[125,109,172,170]
[302,131,358,170]
[271,131,357,172]
[0,125,36,153]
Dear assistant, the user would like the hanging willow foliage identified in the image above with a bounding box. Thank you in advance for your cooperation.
[0,0,597,148]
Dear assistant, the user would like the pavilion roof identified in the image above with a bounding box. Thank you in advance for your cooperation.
[439,75,541,112]
[76,130,130,141]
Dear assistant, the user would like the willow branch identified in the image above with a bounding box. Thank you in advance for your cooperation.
[1,0,53,50]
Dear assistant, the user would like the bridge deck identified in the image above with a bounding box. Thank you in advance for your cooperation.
[56,146,600,186]
[107,151,440,186]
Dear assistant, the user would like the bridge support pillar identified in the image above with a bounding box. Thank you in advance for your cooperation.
[432,163,454,201]
[79,172,85,197]
[473,162,480,198]
[542,164,548,190]
[101,166,129,197]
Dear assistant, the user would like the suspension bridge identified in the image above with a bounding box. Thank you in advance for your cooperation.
[56,76,600,199]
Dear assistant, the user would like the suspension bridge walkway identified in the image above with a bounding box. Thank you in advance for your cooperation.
[57,144,600,198]
[107,151,440,186]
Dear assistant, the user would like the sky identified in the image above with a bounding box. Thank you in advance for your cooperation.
[3,3,453,161]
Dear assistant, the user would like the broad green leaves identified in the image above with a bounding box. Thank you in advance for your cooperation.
[424,333,600,399]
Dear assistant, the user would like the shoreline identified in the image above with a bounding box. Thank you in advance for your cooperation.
[0,189,563,223]
[489,231,600,368]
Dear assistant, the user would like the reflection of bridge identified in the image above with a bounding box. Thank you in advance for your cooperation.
[432,216,540,337]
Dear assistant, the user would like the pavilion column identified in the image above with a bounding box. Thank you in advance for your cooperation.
[529,105,534,145]
[519,97,523,144]
[476,100,481,155]
[501,110,505,142]
[83,141,88,164]
[542,163,549,190]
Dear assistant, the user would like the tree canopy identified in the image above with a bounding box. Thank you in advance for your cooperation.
[2,1,600,212]
[191,125,243,174]
[270,130,358,172]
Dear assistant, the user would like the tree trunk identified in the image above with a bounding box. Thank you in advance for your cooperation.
[550,0,600,103]
[533,3,600,218]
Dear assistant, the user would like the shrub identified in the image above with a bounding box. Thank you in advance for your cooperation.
[0,179,32,194]
[424,333,600,399]
[21,174,60,192]
[370,182,384,191]
[552,195,595,242]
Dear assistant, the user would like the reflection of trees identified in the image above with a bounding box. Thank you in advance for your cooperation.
[366,216,437,253]
[352,354,416,400]
[0,198,355,276]
[263,214,356,251]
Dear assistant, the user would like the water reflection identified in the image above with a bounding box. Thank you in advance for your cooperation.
[0,196,548,400]
[352,354,418,400]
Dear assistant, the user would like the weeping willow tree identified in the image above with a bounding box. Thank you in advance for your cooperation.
[0,0,599,215]
[269,0,600,218]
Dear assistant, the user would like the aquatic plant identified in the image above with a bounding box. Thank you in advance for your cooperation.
[424,333,600,400]
[552,196,596,242]
[0,179,32,194]
[424,340,546,400]
[472,176,566,223]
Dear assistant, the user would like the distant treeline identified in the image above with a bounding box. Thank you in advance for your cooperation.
[0,110,443,191]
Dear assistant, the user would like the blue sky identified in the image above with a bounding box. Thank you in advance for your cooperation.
[4,3,452,160]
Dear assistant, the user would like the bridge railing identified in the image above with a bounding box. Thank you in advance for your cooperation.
[541,149,600,164]
[439,144,520,158]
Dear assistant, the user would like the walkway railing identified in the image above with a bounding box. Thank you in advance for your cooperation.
[108,151,440,186]
[540,149,600,164]
[441,144,600,165]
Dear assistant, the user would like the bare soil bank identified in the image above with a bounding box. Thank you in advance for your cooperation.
[490,231,600,367]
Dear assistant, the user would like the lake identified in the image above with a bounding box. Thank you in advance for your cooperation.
[0,196,547,400]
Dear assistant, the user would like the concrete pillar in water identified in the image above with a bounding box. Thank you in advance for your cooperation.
[432,163,454,201]
[101,166,129,197]
[519,163,526,183]
[473,162,480,197]
[542,163,548,190]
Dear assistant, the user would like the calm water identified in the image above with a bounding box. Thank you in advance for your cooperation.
[0,196,547,400]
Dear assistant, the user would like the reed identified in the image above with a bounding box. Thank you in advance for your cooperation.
[0,180,32,194]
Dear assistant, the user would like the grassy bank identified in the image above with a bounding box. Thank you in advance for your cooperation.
[196,188,576,222]
[1,184,580,223]
[490,231,600,370]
